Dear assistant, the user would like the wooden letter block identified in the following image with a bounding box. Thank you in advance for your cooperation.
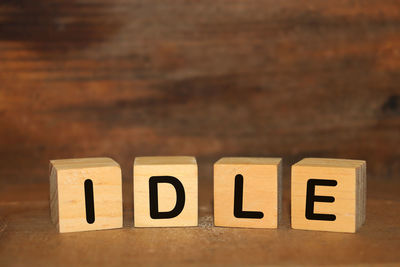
[291,158,366,233]
[214,157,282,228]
[50,157,123,233]
[134,156,198,227]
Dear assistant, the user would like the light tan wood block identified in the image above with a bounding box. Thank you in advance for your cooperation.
[214,157,282,228]
[134,156,198,227]
[49,157,123,233]
[291,158,367,233]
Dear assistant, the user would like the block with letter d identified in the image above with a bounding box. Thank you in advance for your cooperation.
[133,156,198,227]
[291,158,366,233]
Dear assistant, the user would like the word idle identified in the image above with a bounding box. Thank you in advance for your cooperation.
[49,156,366,234]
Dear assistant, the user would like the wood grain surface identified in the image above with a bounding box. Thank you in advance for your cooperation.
[1,178,400,266]
[0,0,399,265]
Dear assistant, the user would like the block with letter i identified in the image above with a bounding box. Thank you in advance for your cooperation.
[49,157,123,233]
[214,157,282,228]
[291,158,366,233]
[133,156,198,227]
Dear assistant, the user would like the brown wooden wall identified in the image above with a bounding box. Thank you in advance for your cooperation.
[1,0,399,187]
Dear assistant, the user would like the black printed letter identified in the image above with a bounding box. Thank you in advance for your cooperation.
[84,179,95,224]
[149,176,185,219]
[233,174,264,219]
[305,179,337,221]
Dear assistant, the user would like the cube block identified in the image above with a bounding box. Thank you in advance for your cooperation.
[133,156,198,227]
[214,157,282,228]
[49,157,123,233]
[291,158,366,233]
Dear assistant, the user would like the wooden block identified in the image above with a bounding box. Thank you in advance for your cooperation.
[49,157,123,233]
[133,156,198,227]
[214,157,282,228]
[291,158,367,233]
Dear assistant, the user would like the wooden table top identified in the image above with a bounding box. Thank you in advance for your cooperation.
[0,174,399,266]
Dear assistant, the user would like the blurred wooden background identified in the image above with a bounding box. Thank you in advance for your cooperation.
[0,1,399,265]
[1,0,399,187]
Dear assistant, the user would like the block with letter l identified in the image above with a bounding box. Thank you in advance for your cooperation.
[133,156,198,227]
[291,158,366,233]
[214,157,282,228]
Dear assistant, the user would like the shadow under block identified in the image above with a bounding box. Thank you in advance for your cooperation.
[214,157,282,228]
[133,156,198,227]
[49,157,123,233]
[291,158,366,233]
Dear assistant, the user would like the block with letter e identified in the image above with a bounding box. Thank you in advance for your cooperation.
[133,156,198,227]
[49,157,123,233]
[291,158,366,233]
[214,157,282,228]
